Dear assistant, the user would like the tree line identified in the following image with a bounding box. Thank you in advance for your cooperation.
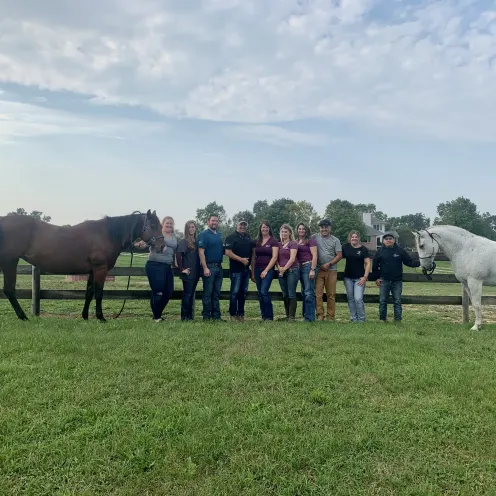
[5,196,496,248]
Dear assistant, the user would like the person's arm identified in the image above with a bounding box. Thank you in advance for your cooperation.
[401,247,421,268]
[251,247,256,282]
[264,246,279,274]
[309,245,318,280]
[371,249,382,285]
[197,233,210,277]
[358,257,371,286]
[175,251,183,272]
[280,244,297,274]
[225,249,249,266]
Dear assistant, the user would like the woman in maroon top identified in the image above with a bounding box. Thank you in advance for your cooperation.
[296,222,318,322]
[251,220,279,321]
[277,224,299,320]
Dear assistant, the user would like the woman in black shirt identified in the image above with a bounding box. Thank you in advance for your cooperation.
[341,230,371,322]
[176,220,201,321]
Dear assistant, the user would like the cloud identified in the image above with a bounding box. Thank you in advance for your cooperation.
[0,0,495,140]
[0,99,167,144]
[226,124,330,147]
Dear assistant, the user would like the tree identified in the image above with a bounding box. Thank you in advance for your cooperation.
[292,200,321,234]
[195,201,227,229]
[324,199,368,243]
[434,197,496,240]
[263,198,297,237]
[393,225,416,250]
[388,213,430,231]
[232,210,257,236]
[7,208,51,223]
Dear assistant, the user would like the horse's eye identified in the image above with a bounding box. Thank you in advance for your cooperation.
[419,243,424,248]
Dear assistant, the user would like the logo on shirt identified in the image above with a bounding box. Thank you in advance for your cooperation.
[393,254,400,257]
[356,251,361,256]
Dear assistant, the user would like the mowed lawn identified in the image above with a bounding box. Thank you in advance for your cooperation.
[2,256,496,494]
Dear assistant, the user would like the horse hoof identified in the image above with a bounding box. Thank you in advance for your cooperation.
[471,325,481,331]
[97,317,107,323]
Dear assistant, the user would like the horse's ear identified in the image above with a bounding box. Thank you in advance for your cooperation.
[146,209,152,219]
[152,210,156,216]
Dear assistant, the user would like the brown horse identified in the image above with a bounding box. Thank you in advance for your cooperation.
[0,210,164,322]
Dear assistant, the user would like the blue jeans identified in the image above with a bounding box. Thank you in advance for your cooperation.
[254,267,275,320]
[145,261,174,320]
[344,277,366,322]
[379,280,403,321]
[181,274,199,320]
[279,266,300,299]
[201,264,223,320]
[229,268,250,317]
[300,263,316,322]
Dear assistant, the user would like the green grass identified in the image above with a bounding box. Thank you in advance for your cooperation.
[1,316,496,495]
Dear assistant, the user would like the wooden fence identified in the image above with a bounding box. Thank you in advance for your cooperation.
[2,264,496,323]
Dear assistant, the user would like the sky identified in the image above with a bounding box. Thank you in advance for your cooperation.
[1,0,496,230]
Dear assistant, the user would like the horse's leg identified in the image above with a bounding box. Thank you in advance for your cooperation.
[1,259,28,321]
[467,278,483,331]
[81,272,95,320]
[93,266,108,322]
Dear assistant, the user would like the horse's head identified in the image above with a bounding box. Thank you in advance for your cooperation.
[142,210,165,253]
[413,229,438,278]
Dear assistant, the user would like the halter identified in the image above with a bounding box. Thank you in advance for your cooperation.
[131,211,164,246]
[418,230,439,280]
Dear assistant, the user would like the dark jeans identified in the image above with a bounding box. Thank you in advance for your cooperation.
[254,266,275,320]
[229,268,250,317]
[201,264,223,320]
[379,280,403,321]
[278,266,300,299]
[300,263,316,322]
[181,274,199,321]
[145,261,174,319]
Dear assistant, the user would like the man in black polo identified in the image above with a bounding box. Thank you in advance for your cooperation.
[224,220,254,322]
[198,215,225,320]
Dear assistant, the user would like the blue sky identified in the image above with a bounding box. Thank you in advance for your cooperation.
[1,0,495,229]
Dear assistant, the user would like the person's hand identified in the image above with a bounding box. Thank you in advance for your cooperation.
[358,277,367,287]
[182,268,191,275]
[261,270,268,279]
[376,279,382,287]
[241,257,250,266]
[309,269,316,280]
[134,240,147,249]
[251,273,256,284]
[203,267,211,277]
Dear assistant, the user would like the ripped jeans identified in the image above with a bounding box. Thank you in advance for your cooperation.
[145,261,174,319]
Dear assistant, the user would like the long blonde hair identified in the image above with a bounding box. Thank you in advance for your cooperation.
[280,224,294,242]
[184,220,197,250]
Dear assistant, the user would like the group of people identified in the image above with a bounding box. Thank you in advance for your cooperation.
[135,214,420,323]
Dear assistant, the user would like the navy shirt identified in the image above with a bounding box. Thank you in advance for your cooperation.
[197,229,224,264]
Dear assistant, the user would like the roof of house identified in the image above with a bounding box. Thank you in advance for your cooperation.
[365,225,385,236]
[370,215,385,224]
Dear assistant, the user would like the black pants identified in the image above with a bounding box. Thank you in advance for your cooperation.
[145,261,174,319]
[181,274,199,320]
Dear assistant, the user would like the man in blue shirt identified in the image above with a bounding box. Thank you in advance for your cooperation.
[197,214,225,320]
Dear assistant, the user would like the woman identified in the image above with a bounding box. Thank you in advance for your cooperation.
[135,216,178,322]
[296,222,318,322]
[251,220,279,321]
[342,230,370,322]
[277,224,299,320]
[176,220,200,321]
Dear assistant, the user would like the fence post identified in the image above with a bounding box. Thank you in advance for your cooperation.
[461,283,469,324]
[32,266,41,316]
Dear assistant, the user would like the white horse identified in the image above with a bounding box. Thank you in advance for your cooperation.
[413,225,496,331]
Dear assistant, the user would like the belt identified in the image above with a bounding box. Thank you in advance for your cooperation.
[207,262,222,267]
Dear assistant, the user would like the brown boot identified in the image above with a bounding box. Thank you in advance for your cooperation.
[288,298,297,321]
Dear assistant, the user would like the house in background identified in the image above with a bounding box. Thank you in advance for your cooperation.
[361,212,386,250]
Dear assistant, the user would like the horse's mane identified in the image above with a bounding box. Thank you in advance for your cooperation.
[104,213,142,248]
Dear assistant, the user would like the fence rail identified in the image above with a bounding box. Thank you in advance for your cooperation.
[1,264,491,323]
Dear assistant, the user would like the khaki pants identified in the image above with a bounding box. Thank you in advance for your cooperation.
[315,269,338,319]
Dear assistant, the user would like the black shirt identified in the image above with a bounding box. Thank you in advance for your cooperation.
[342,243,370,279]
[224,231,254,273]
[371,244,420,281]
[177,239,201,280]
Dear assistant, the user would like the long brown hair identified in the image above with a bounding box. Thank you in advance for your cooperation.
[296,222,310,245]
[256,220,273,246]
[184,220,197,250]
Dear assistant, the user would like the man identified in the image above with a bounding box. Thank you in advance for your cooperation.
[312,218,342,321]
[224,220,254,321]
[372,230,420,323]
[197,215,225,320]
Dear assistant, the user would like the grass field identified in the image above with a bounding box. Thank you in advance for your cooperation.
[2,256,496,494]
[1,316,496,495]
